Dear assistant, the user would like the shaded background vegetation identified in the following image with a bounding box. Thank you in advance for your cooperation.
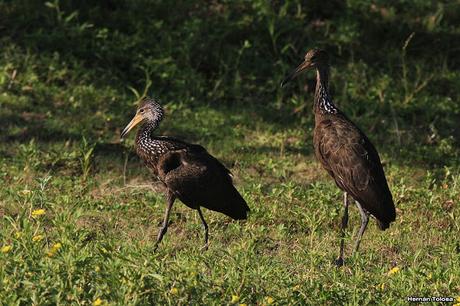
[1,0,459,164]
[1,0,459,304]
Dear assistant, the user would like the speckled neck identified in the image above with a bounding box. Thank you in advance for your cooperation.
[314,66,338,115]
[136,121,161,156]
[137,120,155,140]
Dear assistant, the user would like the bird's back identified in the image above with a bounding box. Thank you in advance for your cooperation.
[158,145,249,220]
[314,112,396,229]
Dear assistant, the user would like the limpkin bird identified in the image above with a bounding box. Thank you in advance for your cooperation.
[121,97,249,250]
[281,49,396,265]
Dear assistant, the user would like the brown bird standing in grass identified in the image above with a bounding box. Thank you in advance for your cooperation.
[281,49,396,266]
[121,97,249,250]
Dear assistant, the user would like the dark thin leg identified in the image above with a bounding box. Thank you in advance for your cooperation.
[335,192,349,267]
[197,206,209,250]
[154,191,175,251]
[353,201,369,254]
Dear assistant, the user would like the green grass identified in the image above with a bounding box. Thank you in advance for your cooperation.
[1,0,460,305]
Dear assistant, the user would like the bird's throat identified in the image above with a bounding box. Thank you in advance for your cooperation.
[136,121,158,149]
[314,67,338,114]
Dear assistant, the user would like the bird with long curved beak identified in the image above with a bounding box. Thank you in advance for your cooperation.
[280,48,396,266]
[119,97,249,251]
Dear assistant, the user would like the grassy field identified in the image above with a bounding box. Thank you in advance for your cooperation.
[1,1,459,305]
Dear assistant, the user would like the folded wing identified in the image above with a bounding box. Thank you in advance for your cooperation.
[157,146,249,220]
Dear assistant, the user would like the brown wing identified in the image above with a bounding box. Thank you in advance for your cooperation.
[315,116,396,229]
[137,136,189,176]
[157,147,249,220]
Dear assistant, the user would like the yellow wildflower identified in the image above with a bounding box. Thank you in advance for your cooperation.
[378,283,385,290]
[47,242,62,257]
[170,287,179,295]
[32,209,46,217]
[1,245,12,253]
[93,298,103,306]
[239,304,247,306]
[266,296,275,304]
[427,273,432,280]
[457,296,460,302]
[32,235,44,242]
[15,231,22,239]
[231,295,240,303]
[388,267,400,275]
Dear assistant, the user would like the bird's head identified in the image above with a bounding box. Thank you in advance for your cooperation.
[281,48,329,87]
[120,97,164,139]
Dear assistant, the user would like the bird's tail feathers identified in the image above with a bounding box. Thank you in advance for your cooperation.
[376,203,396,231]
[221,188,250,220]
[377,219,391,230]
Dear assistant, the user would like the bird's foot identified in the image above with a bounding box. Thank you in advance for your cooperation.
[334,257,344,267]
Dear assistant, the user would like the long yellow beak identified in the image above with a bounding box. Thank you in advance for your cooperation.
[280,60,313,87]
[120,113,143,139]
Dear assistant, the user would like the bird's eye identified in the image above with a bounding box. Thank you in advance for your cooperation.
[139,109,144,114]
